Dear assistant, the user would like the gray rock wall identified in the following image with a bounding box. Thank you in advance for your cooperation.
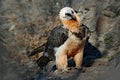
[0,0,120,80]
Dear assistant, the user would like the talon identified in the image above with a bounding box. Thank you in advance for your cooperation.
[54,70,61,74]
[74,66,82,70]
[61,68,69,73]
[67,67,72,70]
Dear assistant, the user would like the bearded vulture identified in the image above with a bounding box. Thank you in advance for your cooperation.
[29,7,101,69]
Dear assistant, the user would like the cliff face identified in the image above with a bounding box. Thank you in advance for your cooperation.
[0,0,120,80]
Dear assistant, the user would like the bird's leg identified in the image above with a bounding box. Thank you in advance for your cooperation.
[74,52,83,69]
[55,52,68,71]
[74,42,85,69]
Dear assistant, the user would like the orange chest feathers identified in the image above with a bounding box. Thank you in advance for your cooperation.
[62,20,81,33]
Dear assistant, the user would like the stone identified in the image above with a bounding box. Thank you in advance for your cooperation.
[0,0,120,80]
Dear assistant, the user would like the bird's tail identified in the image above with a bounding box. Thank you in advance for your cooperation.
[36,55,50,67]
[28,43,50,67]
[29,43,46,56]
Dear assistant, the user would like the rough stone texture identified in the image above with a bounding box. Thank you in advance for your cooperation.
[0,0,120,80]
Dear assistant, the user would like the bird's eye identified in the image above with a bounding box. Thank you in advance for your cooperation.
[71,11,74,14]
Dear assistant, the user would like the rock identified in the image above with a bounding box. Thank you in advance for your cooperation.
[102,10,116,18]
[0,0,120,80]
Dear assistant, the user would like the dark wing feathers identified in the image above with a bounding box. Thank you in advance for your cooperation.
[44,25,68,59]
[29,25,68,57]
[28,43,45,56]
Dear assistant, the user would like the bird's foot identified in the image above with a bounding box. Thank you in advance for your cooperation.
[74,66,83,70]
[54,67,71,74]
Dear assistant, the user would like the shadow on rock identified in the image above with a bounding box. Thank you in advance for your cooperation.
[83,41,102,67]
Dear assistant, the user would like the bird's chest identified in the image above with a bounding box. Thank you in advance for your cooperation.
[66,43,80,57]
[65,35,83,57]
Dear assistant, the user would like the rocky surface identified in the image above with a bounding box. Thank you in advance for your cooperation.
[0,0,120,80]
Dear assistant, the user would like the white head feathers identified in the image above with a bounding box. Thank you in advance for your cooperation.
[59,7,76,20]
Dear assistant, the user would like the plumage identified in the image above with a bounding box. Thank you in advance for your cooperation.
[44,25,68,60]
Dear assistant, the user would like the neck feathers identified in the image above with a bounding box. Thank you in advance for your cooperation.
[61,13,81,33]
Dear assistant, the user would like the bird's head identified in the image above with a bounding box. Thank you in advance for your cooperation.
[59,7,77,20]
[59,7,81,33]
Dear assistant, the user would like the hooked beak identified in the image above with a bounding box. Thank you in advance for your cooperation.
[65,13,76,20]
[71,14,76,20]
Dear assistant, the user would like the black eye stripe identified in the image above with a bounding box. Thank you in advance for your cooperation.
[65,13,72,16]
[65,12,76,20]
[71,11,74,14]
